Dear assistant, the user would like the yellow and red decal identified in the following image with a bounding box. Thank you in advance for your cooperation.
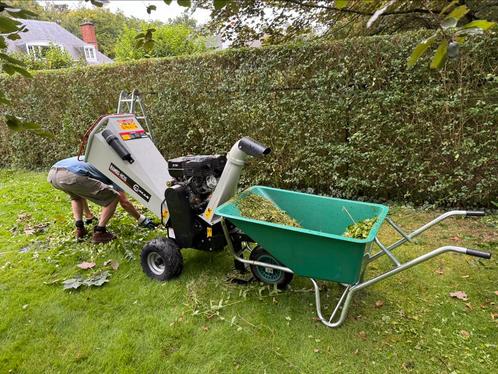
[118,119,139,131]
[119,129,147,141]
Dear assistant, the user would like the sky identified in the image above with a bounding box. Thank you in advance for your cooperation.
[37,0,212,25]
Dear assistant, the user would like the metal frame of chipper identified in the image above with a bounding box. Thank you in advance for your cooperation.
[84,113,270,279]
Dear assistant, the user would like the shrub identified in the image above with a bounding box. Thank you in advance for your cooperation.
[1,31,497,207]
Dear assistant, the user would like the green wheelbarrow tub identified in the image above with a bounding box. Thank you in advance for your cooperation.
[215,186,389,284]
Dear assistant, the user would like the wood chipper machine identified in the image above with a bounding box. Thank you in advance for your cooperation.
[84,113,492,328]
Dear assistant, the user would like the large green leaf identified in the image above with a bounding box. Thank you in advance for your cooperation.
[163,0,173,4]
[5,115,53,138]
[462,20,496,31]
[0,52,24,65]
[447,5,469,21]
[441,17,458,30]
[2,63,33,78]
[0,16,21,33]
[439,0,459,16]
[177,0,191,7]
[336,0,348,9]
[4,7,37,19]
[407,35,437,68]
[146,5,156,14]
[0,35,6,49]
[213,0,228,10]
[430,39,448,69]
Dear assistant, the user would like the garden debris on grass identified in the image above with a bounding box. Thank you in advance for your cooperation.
[235,193,301,228]
[62,271,110,290]
[449,290,468,301]
[343,218,377,239]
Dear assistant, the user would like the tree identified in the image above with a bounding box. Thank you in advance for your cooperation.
[115,23,208,61]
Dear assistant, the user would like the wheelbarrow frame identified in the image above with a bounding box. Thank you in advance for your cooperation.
[220,209,490,328]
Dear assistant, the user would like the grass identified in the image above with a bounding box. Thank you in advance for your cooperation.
[0,169,496,373]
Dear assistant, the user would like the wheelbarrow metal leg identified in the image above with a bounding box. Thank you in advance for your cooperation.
[311,279,355,328]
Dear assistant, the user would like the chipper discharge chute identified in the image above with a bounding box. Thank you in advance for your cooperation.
[84,113,492,328]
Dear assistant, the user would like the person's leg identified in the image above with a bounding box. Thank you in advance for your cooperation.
[97,198,118,227]
[71,198,84,221]
[81,199,95,224]
[93,198,118,244]
[70,197,87,240]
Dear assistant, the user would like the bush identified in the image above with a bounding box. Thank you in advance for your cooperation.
[0,31,497,207]
[8,46,77,70]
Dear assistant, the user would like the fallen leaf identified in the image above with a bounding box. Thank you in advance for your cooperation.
[434,266,444,275]
[17,213,31,222]
[449,291,468,301]
[22,304,29,310]
[63,277,84,290]
[77,261,96,270]
[450,236,462,242]
[110,260,119,271]
[375,300,384,308]
[285,316,291,321]
[357,331,367,340]
[460,330,470,339]
[461,275,469,279]
[465,303,473,310]
[24,223,49,235]
[202,326,209,332]
[313,348,320,353]
[491,313,498,320]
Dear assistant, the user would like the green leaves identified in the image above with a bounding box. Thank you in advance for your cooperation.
[407,35,436,68]
[0,15,21,33]
[336,0,348,9]
[146,4,157,14]
[177,0,192,7]
[135,28,156,52]
[462,20,496,31]
[2,63,32,78]
[430,39,448,69]
[5,115,52,138]
[446,5,469,21]
[213,0,228,10]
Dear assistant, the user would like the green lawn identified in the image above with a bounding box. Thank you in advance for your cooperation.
[0,169,496,373]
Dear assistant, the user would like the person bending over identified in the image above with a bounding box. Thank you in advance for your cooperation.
[47,156,155,243]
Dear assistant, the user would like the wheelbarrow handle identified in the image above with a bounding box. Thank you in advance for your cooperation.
[465,211,485,217]
[466,248,492,259]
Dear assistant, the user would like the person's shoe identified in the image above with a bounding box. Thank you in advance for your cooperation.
[76,226,87,240]
[92,228,116,244]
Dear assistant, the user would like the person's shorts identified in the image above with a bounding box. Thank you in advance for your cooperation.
[47,167,118,207]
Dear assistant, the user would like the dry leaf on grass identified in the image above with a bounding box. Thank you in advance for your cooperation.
[450,291,468,301]
[77,261,96,270]
[103,259,120,270]
[375,300,384,308]
[460,330,470,339]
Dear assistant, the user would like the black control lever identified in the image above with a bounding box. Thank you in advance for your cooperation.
[102,129,134,164]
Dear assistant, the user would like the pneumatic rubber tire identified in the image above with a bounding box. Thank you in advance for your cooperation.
[141,237,183,281]
[249,246,293,290]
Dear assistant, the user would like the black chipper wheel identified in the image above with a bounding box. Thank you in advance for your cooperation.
[249,246,293,290]
[141,237,183,281]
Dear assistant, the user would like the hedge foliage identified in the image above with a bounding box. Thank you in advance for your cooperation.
[1,31,497,207]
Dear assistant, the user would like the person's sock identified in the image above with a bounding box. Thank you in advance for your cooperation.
[95,225,106,233]
[75,220,84,228]
[85,217,96,225]
[137,215,146,224]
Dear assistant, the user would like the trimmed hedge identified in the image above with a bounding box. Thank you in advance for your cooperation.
[1,31,497,207]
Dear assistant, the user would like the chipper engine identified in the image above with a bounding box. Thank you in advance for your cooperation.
[84,113,270,281]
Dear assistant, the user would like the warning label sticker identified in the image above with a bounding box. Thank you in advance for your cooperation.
[119,122,139,131]
[109,163,151,202]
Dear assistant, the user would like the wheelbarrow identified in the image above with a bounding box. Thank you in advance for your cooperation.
[215,186,492,328]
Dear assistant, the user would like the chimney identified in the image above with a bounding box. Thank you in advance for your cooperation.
[80,21,98,50]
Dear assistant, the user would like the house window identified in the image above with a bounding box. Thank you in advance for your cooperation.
[84,46,97,62]
[26,42,63,59]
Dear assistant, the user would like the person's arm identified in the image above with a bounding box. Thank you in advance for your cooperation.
[117,191,140,220]
[117,192,156,229]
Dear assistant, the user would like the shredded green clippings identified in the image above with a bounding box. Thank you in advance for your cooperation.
[343,218,377,239]
[235,193,301,228]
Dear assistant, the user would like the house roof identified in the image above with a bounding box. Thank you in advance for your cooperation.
[6,19,112,64]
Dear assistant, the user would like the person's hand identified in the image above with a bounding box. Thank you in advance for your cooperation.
[139,217,157,230]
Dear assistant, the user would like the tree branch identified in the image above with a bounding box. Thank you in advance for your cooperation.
[280,0,442,17]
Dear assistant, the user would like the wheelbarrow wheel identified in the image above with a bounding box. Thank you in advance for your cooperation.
[141,237,183,281]
[249,246,293,290]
